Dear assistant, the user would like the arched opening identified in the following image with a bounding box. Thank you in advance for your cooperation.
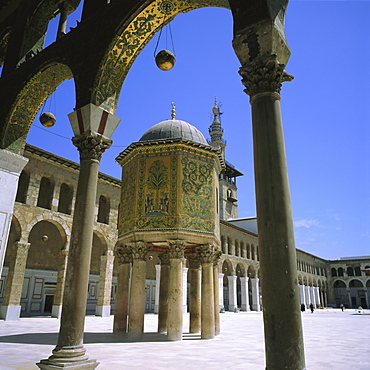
[235,263,244,308]
[333,280,347,308]
[354,266,361,276]
[349,279,366,308]
[331,267,337,277]
[235,239,239,257]
[37,176,54,210]
[338,267,344,277]
[97,194,110,224]
[3,216,22,268]
[15,169,30,204]
[222,260,232,311]
[227,236,232,255]
[58,182,73,215]
[347,266,354,276]
[221,235,226,254]
[251,244,255,260]
[246,243,250,259]
[240,241,245,258]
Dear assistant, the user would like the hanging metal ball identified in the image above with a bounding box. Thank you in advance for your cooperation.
[40,112,56,127]
[155,50,176,71]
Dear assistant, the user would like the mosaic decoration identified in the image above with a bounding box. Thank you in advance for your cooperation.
[95,0,230,113]
[3,63,72,153]
[180,156,214,232]
[145,160,169,215]
[119,159,138,234]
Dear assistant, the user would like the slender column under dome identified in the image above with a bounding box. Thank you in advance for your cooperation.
[197,244,215,340]
[167,240,186,341]
[128,241,149,341]
[213,251,222,335]
[113,245,132,334]
[158,251,170,334]
[187,252,201,334]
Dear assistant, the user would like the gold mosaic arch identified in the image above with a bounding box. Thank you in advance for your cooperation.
[3,63,73,154]
[95,0,230,113]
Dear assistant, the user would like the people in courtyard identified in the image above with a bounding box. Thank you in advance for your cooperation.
[300,303,305,312]
[340,303,344,312]
[310,303,314,313]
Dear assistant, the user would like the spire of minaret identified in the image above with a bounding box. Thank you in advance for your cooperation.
[208,98,226,159]
[171,102,176,120]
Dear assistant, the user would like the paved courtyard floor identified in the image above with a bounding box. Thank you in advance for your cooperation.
[0,308,369,369]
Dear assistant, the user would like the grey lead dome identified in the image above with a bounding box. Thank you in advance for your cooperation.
[139,119,208,145]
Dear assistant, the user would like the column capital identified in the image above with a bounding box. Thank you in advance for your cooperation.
[213,250,222,266]
[187,252,201,269]
[72,130,112,161]
[167,240,186,259]
[196,244,214,264]
[159,251,170,265]
[114,244,132,264]
[239,54,293,97]
[131,241,150,260]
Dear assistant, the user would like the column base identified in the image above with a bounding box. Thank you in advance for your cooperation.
[37,346,99,370]
[241,305,251,312]
[51,305,62,319]
[0,305,21,320]
[251,304,261,312]
[95,305,111,317]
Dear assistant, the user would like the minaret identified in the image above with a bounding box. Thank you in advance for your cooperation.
[208,99,243,221]
[208,98,226,160]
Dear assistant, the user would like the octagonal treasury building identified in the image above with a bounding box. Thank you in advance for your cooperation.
[115,116,224,341]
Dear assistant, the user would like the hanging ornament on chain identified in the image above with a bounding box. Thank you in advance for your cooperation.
[39,73,57,127]
[154,21,176,71]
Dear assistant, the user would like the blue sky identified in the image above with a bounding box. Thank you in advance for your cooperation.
[26,1,370,261]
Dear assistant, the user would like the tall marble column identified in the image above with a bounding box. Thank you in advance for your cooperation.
[167,240,186,341]
[197,244,215,340]
[305,285,310,307]
[52,249,69,318]
[0,149,28,278]
[218,272,224,311]
[113,245,132,334]
[299,285,306,306]
[38,129,113,370]
[154,264,161,314]
[250,278,260,312]
[0,241,30,320]
[227,275,238,311]
[128,241,149,341]
[158,251,170,334]
[213,251,222,335]
[234,21,305,365]
[240,277,250,311]
[182,266,188,313]
[187,252,201,334]
[95,249,114,317]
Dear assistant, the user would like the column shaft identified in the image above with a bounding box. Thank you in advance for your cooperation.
[213,251,222,335]
[188,257,201,333]
[227,275,237,311]
[52,249,68,318]
[158,252,170,334]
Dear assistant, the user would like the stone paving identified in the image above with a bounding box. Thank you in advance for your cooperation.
[0,309,369,369]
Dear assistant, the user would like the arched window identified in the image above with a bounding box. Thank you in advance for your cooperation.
[227,236,232,255]
[37,176,54,210]
[240,241,245,258]
[347,266,354,276]
[97,195,110,224]
[235,240,239,257]
[246,244,250,259]
[58,183,73,215]
[15,169,30,203]
[354,266,361,276]
[221,235,226,254]
[256,246,259,261]
[251,245,255,260]
[331,268,337,277]
[338,267,344,277]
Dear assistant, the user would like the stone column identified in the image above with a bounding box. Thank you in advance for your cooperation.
[157,251,170,334]
[314,287,321,308]
[154,264,161,314]
[113,245,132,334]
[167,240,186,341]
[52,249,69,318]
[250,278,260,311]
[95,249,114,317]
[197,244,215,340]
[299,285,306,306]
[187,252,201,334]
[182,266,188,313]
[218,273,224,311]
[305,285,310,308]
[310,286,316,307]
[227,275,238,311]
[37,130,112,370]
[0,241,30,320]
[233,16,305,367]
[320,288,325,308]
[240,277,250,311]
[57,3,72,39]
[213,251,222,335]
[128,241,149,341]
[0,149,28,278]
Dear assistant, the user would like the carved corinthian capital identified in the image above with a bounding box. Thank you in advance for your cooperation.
[167,240,186,259]
[159,251,170,265]
[114,244,132,264]
[239,54,293,97]
[196,244,214,264]
[213,250,222,266]
[187,252,201,269]
[72,130,112,161]
[131,241,150,260]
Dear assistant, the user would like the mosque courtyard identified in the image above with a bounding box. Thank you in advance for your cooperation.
[0,308,369,369]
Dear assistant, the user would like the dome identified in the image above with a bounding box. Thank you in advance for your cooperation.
[139,119,208,145]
